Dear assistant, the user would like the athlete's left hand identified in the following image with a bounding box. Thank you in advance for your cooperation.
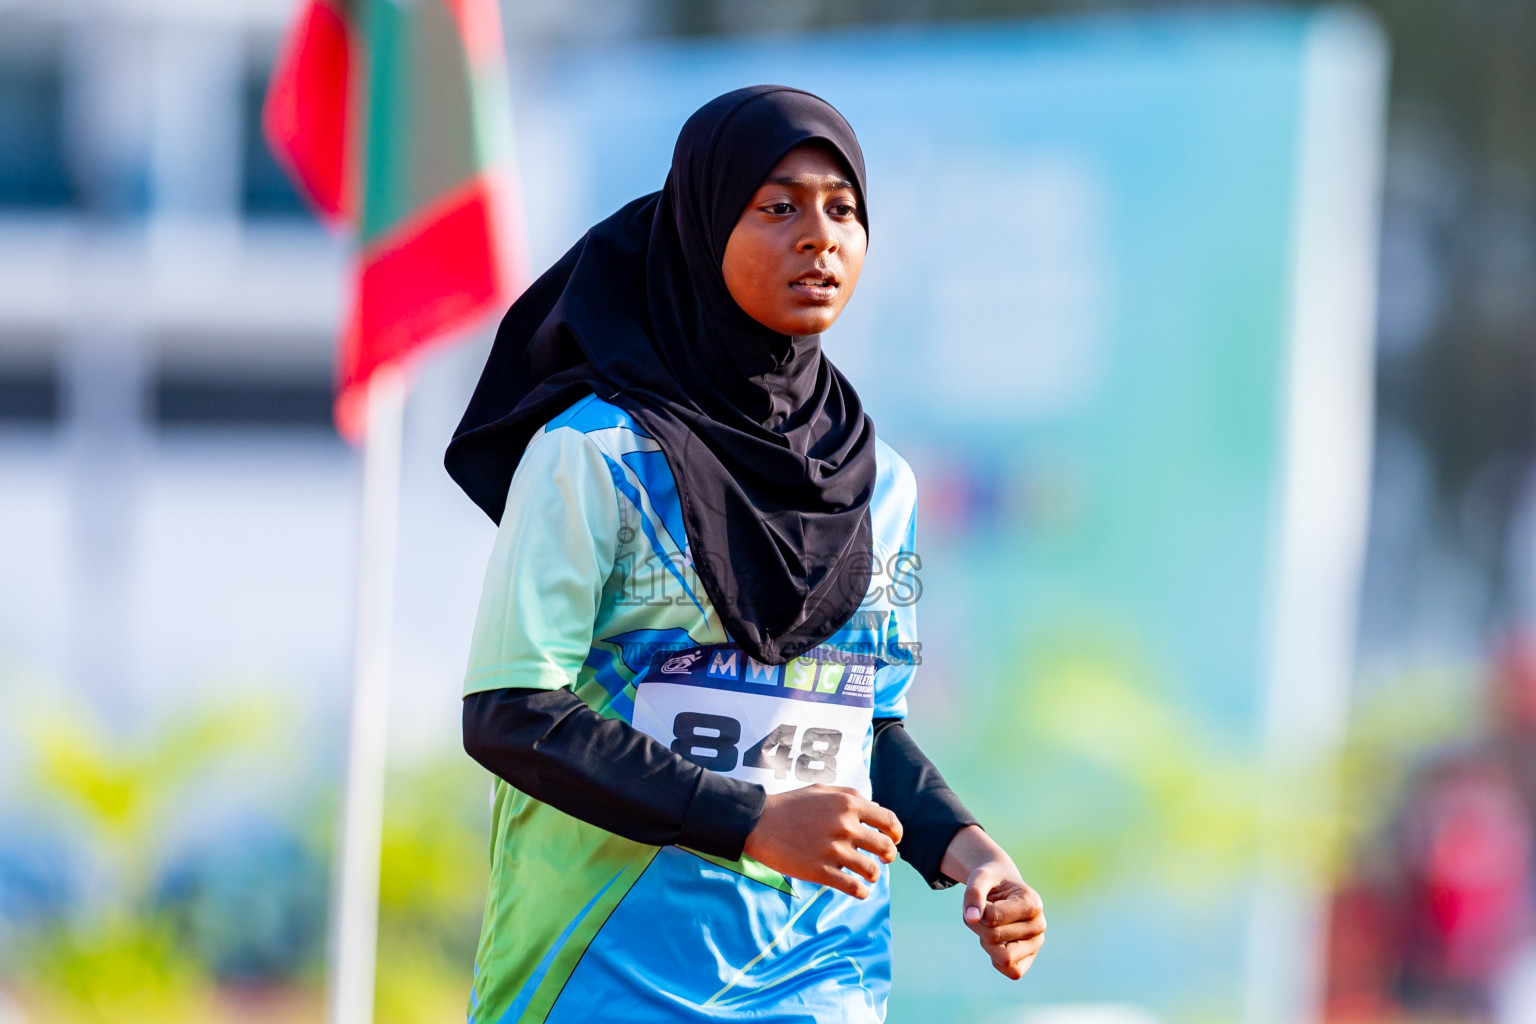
[940,825,1045,980]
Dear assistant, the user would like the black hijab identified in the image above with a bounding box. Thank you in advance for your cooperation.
[445,85,877,665]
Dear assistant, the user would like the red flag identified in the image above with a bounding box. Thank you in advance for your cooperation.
[264,0,524,438]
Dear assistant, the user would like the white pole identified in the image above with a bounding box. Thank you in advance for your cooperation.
[1244,9,1386,1024]
[327,365,407,1024]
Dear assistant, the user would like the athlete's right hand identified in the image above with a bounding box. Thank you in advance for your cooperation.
[742,785,903,899]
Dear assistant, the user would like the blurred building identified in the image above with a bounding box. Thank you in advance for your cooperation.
[0,0,667,738]
[0,1,341,423]
[0,1,348,727]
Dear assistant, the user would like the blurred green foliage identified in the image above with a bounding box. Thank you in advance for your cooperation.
[8,695,280,1022]
[949,626,1330,908]
[373,758,489,1024]
[956,635,1483,905]
[1,689,490,1024]
[30,697,276,872]
[0,658,1480,1024]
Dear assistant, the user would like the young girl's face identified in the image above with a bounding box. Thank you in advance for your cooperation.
[721,141,867,336]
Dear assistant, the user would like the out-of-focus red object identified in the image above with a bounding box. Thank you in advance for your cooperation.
[262,0,524,439]
[1324,881,1404,1022]
[262,0,352,222]
[1493,632,1536,735]
[1325,629,1536,1021]
[1410,762,1533,985]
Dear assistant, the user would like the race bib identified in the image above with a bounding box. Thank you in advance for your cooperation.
[631,644,876,797]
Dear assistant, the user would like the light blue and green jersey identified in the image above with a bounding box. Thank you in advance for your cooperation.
[463,393,920,1023]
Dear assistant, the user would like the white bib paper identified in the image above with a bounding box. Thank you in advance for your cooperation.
[631,644,876,797]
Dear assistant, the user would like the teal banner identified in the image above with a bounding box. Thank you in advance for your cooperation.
[525,10,1383,1020]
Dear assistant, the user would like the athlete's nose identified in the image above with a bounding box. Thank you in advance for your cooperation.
[797,207,838,254]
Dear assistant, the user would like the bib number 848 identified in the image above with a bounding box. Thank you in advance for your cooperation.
[671,712,841,784]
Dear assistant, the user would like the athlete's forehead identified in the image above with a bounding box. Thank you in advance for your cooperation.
[670,87,868,258]
[759,174,857,191]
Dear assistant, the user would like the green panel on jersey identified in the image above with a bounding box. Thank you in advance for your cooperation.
[470,783,658,1024]
[682,848,795,897]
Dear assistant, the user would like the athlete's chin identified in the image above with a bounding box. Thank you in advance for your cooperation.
[770,305,845,336]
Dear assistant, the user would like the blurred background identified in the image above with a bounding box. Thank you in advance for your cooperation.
[0,1,1533,1023]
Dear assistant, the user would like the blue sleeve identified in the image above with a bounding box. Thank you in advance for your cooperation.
[462,424,620,696]
[873,495,920,718]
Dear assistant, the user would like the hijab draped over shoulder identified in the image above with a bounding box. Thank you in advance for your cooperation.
[445,85,878,666]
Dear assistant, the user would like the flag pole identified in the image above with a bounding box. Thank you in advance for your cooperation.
[328,364,407,1024]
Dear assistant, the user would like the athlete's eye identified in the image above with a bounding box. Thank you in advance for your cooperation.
[828,201,857,219]
[763,202,793,216]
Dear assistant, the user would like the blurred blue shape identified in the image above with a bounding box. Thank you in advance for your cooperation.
[154,820,328,983]
[0,835,77,937]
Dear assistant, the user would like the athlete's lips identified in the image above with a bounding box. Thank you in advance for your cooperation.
[789,268,840,302]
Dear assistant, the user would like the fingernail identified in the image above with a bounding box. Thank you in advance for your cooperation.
[964,907,982,924]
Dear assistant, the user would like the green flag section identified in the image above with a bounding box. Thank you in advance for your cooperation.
[264,0,522,438]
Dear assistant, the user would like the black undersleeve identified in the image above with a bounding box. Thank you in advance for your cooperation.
[461,686,765,860]
[869,717,981,889]
[462,687,980,886]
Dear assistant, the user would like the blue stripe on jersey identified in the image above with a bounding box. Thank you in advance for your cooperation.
[581,647,632,699]
[544,848,890,1024]
[600,452,707,616]
[496,866,628,1024]
[620,449,687,554]
[603,627,698,674]
[543,392,644,435]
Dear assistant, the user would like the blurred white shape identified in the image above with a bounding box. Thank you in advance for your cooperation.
[1493,940,1536,1024]
[0,990,26,1024]
[928,153,1109,421]
[149,21,241,222]
[1247,7,1388,1024]
[1001,1004,1161,1024]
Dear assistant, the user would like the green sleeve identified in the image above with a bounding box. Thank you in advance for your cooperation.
[462,425,620,697]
